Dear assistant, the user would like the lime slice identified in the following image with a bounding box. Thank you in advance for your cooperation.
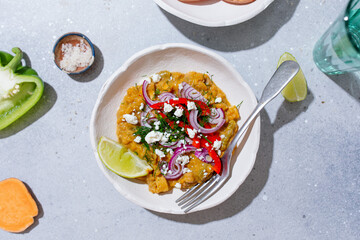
[277,52,307,102]
[97,137,153,178]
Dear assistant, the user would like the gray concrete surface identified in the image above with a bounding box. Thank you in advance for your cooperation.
[0,0,359,239]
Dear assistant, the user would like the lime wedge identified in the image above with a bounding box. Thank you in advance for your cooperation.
[97,137,153,178]
[277,52,307,102]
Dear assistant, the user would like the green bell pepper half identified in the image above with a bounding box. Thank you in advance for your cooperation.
[0,47,44,130]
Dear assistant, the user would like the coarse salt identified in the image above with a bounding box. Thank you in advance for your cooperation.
[59,39,93,72]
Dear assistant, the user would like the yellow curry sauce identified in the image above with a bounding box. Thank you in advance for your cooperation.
[116,71,240,193]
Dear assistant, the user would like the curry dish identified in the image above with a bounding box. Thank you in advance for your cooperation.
[116,71,240,193]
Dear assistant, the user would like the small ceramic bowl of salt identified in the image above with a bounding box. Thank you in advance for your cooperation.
[53,32,95,74]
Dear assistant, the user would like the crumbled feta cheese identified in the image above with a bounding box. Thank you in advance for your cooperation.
[123,114,138,125]
[139,103,144,110]
[161,164,168,175]
[182,168,192,174]
[220,134,225,139]
[155,149,165,158]
[204,172,208,176]
[166,148,174,155]
[206,155,213,162]
[134,136,141,143]
[179,139,186,146]
[176,121,180,124]
[151,73,161,82]
[163,103,173,113]
[174,107,183,117]
[145,131,163,144]
[174,183,181,189]
[215,97,222,103]
[187,101,196,111]
[217,150,221,156]
[154,120,161,130]
[205,143,209,147]
[173,98,179,100]
[176,155,190,166]
[213,140,222,150]
[187,128,196,138]
[161,132,170,144]
[178,83,183,91]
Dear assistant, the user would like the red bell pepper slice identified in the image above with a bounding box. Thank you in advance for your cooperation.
[192,138,201,148]
[158,112,175,129]
[150,98,210,116]
[200,138,221,174]
[193,100,210,116]
[150,98,188,109]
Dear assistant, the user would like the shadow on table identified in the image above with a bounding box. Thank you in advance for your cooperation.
[0,82,57,139]
[160,0,300,52]
[328,72,360,102]
[69,44,104,83]
[14,182,44,234]
[149,91,313,223]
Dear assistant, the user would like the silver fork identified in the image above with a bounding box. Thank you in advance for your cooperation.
[176,60,300,213]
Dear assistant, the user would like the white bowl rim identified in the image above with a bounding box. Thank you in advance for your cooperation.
[89,43,261,214]
[153,0,275,27]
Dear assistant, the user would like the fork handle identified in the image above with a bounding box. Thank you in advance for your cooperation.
[222,61,300,174]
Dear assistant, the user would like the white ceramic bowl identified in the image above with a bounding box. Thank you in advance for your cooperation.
[154,0,274,27]
[90,43,260,214]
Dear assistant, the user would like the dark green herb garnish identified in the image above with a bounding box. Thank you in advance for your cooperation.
[236,101,244,109]
[154,88,161,98]
[134,126,152,150]
[203,135,213,144]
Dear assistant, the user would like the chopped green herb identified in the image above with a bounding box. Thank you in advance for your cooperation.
[144,150,153,167]
[203,135,213,144]
[236,101,244,109]
[155,88,161,97]
[134,126,152,150]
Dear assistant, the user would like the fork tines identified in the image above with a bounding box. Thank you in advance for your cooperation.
[176,174,221,213]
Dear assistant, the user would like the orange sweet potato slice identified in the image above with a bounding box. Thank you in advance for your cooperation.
[0,178,38,233]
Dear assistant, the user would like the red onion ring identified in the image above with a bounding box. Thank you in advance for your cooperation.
[189,109,226,134]
[140,106,154,128]
[142,81,158,106]
[162,145,197,180]
[168,145,197,168]
[159,141,178,148]
[194,148,213,163]
[159,92,176,102]
[209,108,225,124]
[179,82,207,103]
[146,117,157,125]
[162,162,183,180]
[185,137,193,145]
